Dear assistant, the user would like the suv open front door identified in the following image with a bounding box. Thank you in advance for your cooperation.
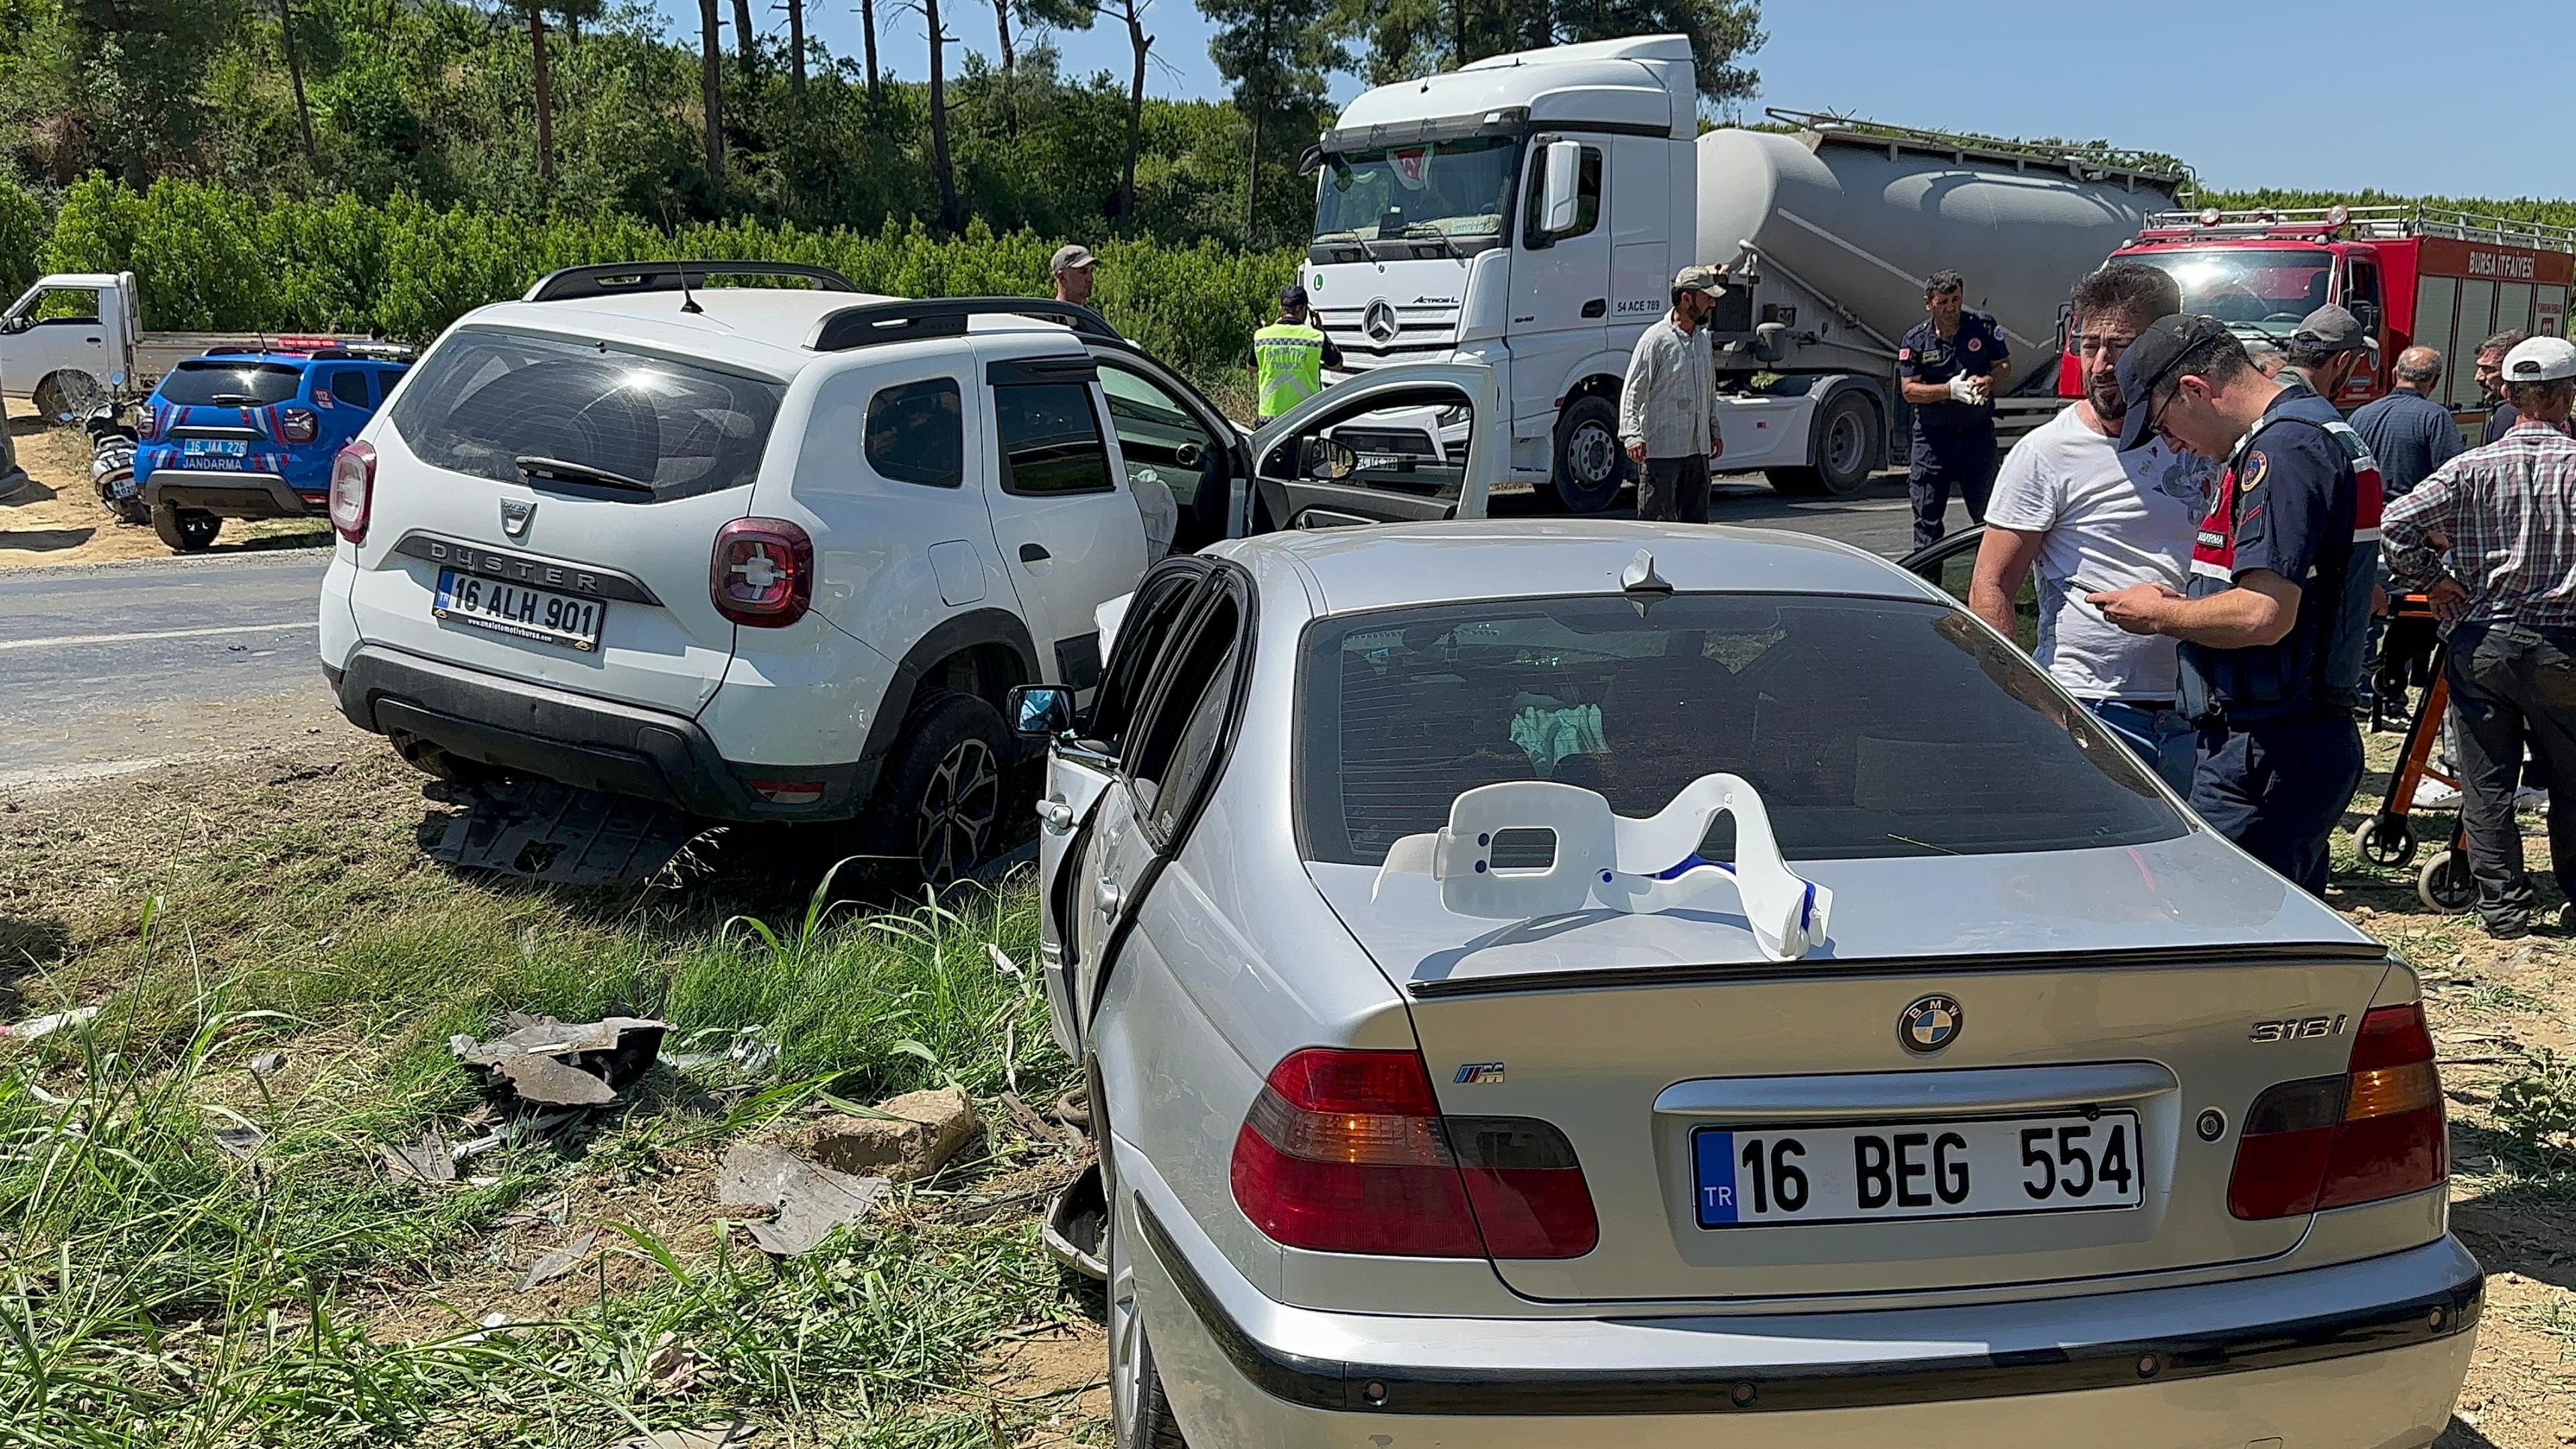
[1246,362,1501,529]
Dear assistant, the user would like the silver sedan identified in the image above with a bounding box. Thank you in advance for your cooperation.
[1016,519,2476,1448]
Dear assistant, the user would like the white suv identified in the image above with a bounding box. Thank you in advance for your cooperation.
[318,262,1502,881]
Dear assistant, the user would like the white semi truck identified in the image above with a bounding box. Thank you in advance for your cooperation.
[1299,34,2182,506]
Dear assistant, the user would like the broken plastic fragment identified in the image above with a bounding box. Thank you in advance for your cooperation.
[451,1014,667,1106]
[716,1142,888,1256]
[1372,771,1833,961]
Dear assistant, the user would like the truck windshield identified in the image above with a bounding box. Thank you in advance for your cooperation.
[1313,136,1518,249]
[2137,248,2334,337]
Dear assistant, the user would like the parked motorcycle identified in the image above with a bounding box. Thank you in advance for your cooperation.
[85,403,145,525]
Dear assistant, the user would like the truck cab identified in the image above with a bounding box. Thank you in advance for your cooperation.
[0,271,137,419]
[2096,206,2576,426]
[1301,38,2177,512]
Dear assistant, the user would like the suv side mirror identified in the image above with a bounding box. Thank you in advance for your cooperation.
[1299,435,1358,481]
[1540,140,1583,235]
[1008,684,1075,738]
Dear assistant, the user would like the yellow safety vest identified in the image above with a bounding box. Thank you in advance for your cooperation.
[1254,323,1327,419]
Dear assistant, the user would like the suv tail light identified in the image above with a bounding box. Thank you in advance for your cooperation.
[710,517,814,627]
[1230,1048,1598,1258]
[329,441,376,544]
[280,407,320,443]
[138,407,161,441]
[2228,1003,2445,1220]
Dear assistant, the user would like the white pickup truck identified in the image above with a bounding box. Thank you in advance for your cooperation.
[1,272,266,418]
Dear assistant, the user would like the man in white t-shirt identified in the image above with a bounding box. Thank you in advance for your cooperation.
[1972,264,2214,792]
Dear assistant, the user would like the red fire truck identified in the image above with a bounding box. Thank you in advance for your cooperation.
[2065,205,2576,429]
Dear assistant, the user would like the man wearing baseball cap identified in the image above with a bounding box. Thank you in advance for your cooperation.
[2088,314,2385,896]
[1618,264,1729,523]
[2275,304,2377,406]
[1051,244,1097,307]
[2382,335,2576,936]
[1248,284,1342,425]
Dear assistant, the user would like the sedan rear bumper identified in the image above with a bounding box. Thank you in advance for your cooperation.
[1136,1199,2477,1445]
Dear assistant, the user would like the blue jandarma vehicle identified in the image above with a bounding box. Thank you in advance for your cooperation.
[136,338,411,551]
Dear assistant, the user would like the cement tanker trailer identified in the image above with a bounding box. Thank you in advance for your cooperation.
[1299,34,2181,505]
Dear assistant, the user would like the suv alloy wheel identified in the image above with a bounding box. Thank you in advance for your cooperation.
[867,691,1012,887]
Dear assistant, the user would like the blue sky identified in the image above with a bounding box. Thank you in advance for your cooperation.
[668,0,2555,203]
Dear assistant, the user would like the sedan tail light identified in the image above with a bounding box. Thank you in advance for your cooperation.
[710,517,814,627]
[1230,1048,1597,1258]
[328,441,376,544]
[2229,1003,2445,1220]
[280,407,320,443]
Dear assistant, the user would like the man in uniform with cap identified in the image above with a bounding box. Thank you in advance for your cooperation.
[1619,264,1729,524]
[2275,305,2376,406]
[1898,270,2012,554]
[1052,244,1097,307]
[1248,284,1342,426]
[2089,315,2385,896]
[2383,335,2576,936]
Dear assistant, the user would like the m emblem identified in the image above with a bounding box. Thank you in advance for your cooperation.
[1898,995,1963,1054]
[1363,299,1399,344]
[500,498,536,539]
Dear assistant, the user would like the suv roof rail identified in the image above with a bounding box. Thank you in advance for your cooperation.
[808,297,1122,352]
[523,261,861,303]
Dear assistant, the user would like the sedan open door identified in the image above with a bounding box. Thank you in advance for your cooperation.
[1244,362,1502,529]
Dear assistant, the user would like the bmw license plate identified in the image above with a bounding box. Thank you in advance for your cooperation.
[1691,1111,2143,1228]
[433,568,606,651]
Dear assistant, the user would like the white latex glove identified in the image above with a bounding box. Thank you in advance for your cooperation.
[1945,374,1983,404]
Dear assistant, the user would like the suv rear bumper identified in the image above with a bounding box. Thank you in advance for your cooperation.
[332,645,875,822]
[141,472,315,519]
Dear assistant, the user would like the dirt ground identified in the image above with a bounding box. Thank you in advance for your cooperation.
[6,731,2574,1444]
[1,396,331,566]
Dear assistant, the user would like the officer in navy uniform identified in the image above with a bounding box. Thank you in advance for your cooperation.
[2090,315,2384,897]
[1898,270,2012,557]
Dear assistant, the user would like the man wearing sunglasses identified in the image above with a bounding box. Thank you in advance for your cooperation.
[2086,315,2385,896]
[1971,264,2211,792]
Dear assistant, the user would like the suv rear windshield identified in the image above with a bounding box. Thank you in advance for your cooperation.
[159,361,304,407]
[1298,594,2184,865]
[390,329,784,499]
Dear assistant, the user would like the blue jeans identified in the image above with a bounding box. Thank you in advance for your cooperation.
[2083,698,2200,795]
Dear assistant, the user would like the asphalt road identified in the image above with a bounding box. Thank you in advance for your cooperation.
[0,547,345,789]
[0,472,1962,790]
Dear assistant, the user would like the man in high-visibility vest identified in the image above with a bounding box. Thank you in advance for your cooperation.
[1250,285,1343,425]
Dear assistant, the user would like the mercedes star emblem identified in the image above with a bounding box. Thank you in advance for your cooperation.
[1362,299,1399,344]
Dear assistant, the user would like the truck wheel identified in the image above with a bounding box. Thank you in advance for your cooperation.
[865,690,1010,888]
[152,503,221,552]
[1766,390,1880,498]
[32,371,101,423]
[1539,396,1628,514]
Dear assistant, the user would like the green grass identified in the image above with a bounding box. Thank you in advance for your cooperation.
[0,865,1086,1448]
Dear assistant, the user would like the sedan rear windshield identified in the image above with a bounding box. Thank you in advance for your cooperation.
[389,329,784,500]
[158,361,304,407]
[1298,594,2184,865]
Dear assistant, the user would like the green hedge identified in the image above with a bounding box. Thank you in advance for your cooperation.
[19,176,1297,389]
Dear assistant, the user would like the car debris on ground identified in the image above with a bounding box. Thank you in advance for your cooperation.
[450,1012,667,1106]
[513,1227,602,1291]
[714,1141,890,1256]
[1,1005,99,1040]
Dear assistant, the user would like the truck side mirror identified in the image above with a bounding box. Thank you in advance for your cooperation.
[1540,140,1582,235]
[0,314,28,335]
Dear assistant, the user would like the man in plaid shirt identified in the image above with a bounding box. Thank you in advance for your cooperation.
[2381,335,2576,937]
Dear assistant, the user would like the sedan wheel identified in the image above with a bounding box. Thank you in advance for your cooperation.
[1102,1108,1189,1447]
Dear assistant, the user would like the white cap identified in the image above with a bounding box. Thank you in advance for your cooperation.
[2502,335,2576,384]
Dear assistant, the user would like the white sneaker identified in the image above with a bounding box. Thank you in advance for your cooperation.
[2412,779,2463,810]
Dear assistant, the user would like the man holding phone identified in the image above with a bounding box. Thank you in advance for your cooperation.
[1971,264,2212,791]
